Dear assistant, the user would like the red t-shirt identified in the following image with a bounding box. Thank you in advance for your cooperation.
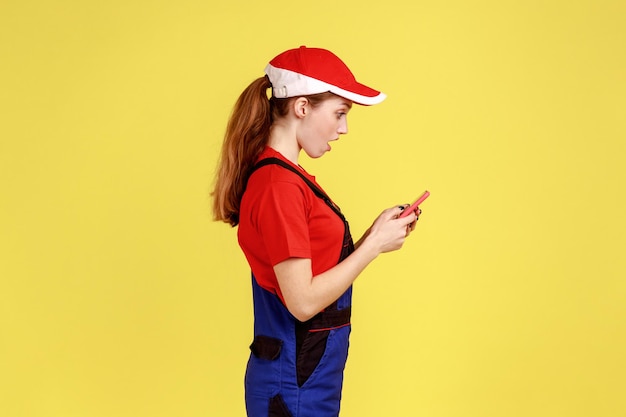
[237,147,345,305]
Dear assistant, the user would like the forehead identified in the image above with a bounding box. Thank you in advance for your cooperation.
[324,96,353,109]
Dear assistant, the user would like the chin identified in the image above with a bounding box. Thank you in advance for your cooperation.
[304,149,327,159]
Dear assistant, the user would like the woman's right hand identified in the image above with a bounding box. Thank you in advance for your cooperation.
[363,205,418,254]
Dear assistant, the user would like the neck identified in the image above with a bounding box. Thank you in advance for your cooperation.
[267,122,301,165]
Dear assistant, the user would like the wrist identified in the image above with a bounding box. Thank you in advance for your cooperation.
[355,236,380,262]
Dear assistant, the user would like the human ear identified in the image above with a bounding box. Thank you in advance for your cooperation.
[293,97,309,118]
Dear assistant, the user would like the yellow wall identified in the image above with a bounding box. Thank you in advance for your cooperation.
[1,1,625,416]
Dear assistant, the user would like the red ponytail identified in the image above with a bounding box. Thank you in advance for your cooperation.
[211,76,272,226]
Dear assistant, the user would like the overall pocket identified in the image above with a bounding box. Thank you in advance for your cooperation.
[295,306,351,387]
[295,326,330,387]
[245,335,283,396]
[250,335,282,360]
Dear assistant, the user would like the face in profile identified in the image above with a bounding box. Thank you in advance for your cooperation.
[297,95,353,158]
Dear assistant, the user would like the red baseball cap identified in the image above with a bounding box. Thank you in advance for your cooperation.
[264,46,386,106]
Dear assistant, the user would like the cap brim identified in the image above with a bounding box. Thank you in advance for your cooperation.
[329,84,386,106]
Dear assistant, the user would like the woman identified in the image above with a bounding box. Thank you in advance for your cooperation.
[212,46,420,417]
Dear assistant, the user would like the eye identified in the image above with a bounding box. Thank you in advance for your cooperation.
[336,112,347,119]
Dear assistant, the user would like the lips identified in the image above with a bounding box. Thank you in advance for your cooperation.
[326,137,339,152]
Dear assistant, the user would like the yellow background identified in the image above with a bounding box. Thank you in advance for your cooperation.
[1,0,625,416]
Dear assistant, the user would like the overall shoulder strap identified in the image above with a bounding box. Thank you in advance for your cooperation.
[249,157,344,219]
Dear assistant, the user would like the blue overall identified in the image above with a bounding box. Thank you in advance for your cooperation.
[244,158,355,417]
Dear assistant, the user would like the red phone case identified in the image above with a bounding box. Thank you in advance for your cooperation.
[399,190,430,218]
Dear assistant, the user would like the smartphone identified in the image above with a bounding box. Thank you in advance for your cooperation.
[399,190,430,218]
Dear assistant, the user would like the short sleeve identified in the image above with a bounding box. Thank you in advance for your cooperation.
[253,180,312,266]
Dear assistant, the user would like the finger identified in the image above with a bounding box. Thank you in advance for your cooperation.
[397,204,410,213]
[405,219,417,236]
[392,204,409,219]
[411,208,422,228]
[398,212,418,226]
[412,207,422,222]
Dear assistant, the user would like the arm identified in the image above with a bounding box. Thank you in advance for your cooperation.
[274,206,418,321]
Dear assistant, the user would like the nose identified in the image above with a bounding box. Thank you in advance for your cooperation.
[338,118,348,135]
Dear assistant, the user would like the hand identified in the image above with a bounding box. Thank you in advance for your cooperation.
[364,205,418,254]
